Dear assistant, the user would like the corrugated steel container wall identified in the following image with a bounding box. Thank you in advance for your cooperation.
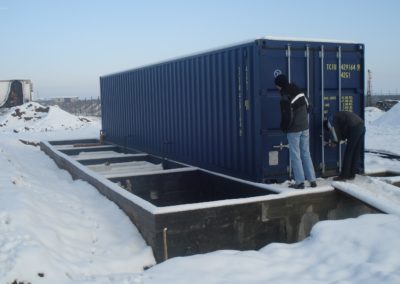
[101,42,259,180]
[100,39,364,182]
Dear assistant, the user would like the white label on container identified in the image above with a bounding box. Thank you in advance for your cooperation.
[269,151,279,166]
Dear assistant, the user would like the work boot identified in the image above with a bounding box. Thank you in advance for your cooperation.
[310,181,317,188]
[289,183,305,189]
[333,176,347,181]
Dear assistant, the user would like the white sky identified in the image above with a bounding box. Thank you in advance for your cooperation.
[0,103,400,283]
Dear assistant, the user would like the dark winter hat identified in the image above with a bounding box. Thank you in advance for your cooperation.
[274,74,289,88]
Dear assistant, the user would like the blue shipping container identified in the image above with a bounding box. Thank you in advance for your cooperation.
[100,37,364,182]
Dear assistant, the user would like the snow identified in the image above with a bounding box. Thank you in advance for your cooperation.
[0,104,155,283]
[0,102,100,142]
[371,102,400,127]
[0,102,99,134]
[71,151,139,160]
[138,214,400,284]
[1,102,400,283]
[87,161,164,176]
[364,106,384,124]
[333,175,400,215]
[366,104,400,155]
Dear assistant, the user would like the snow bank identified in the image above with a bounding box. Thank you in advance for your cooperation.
[0,136,155,283]
[365,152,400,174]
[333,175,400,215]
[372,101,400,127]
[0,102,101,142]
[137,214,400,284]
[364,106,384,125]
[365,103,400,155]
[0,102,99,133]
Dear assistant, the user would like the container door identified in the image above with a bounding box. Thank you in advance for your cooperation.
[311,45,341,176]
[259,42,364,182]
[259,44,309,182]
[311,44,364,176]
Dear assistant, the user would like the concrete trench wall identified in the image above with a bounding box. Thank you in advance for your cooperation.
[40,140,381,263]
[151,191,378,262]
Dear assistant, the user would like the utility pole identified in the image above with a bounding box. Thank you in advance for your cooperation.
[367,69,372,106]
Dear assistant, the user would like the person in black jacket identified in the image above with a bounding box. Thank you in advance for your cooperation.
[275,74,317,189]
[324,111,365,181]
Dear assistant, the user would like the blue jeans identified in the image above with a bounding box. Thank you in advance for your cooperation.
[287,129,316,184]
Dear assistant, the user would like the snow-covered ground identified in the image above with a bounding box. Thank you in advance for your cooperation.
[365,103,400,156]
[1,102,400,283]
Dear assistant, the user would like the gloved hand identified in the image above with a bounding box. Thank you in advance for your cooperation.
[323,119,329,131]
[328,140,337,147]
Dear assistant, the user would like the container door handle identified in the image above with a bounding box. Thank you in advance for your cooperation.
[273,142,289,151]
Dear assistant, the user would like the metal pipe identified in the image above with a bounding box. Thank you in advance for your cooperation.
[163,227,168,261]
[305,45,313,176]
[306,46,310,99]
[287,45,291,83]
[287,44,292,179]
[338,46,342,172]
[321,45,325,175]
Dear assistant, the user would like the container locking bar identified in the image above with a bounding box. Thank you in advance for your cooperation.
[287,44,292,178]
[320,45,326,175]
[287,44,291,83]
[337,46,343,172]
[306,45,310,99]
[273,142,289,151]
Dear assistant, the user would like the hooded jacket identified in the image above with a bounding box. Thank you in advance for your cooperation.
[332,111,364,141]
[279,84,309,133]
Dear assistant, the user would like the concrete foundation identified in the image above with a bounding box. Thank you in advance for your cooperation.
[41,139,381,263]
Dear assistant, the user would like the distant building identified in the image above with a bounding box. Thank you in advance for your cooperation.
[36,96,101,117]
[0,79,33,108]
[53,97,79,103]
[37,96,79,103]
